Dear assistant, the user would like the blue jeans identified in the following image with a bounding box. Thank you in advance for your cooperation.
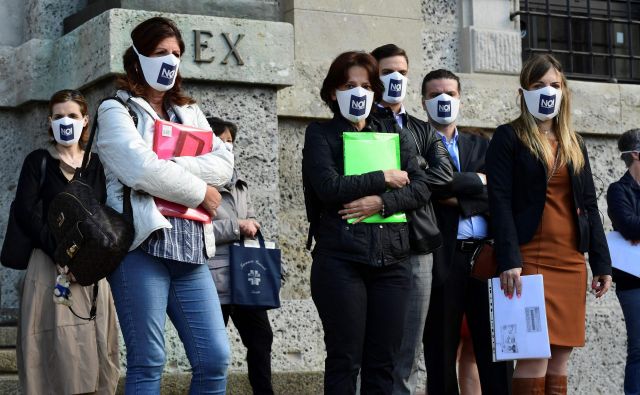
[108,249,230,394]
[618,288,640,395]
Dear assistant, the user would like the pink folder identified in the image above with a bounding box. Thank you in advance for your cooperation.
[152,119,214,222]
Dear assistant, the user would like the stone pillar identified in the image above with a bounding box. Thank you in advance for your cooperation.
[459,0,521,74]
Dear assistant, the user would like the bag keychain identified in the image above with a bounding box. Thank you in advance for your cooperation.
[53,266,73,307]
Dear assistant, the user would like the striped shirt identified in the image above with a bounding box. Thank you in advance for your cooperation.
[141,104,207,264]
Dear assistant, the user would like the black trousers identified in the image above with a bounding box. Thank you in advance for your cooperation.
[424,248,513,395]
[222,305,274,395]
[311,253,412,395]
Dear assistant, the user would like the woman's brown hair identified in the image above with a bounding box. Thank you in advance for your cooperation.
[511,54,584,173]
[117,17,195,106]
[48,89,90,149]
[320,51,383,114]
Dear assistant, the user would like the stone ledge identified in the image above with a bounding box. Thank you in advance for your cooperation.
[282,0,422,20]
[0,9,294,108]
[0,373,19,395]
[119,370,324,395]
[0,327,16,348]
[0,349,16,373]
[0,370,324,395]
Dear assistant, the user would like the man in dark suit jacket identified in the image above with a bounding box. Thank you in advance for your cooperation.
[421,69,513,395]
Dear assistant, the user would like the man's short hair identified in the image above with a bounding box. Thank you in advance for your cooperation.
[421,69,461,96]
[618,128,640,167]
[207,117,238,141]
[370,44,409,65]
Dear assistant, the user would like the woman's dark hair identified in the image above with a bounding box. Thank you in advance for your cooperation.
[207,117,238,142]
[48,89,90,149]
[320,51,383,114]
[117,17,195,106]
[619,128,640,167]
[370,43,409,66]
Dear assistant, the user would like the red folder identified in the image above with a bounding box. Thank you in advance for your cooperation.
[152,119,214,222]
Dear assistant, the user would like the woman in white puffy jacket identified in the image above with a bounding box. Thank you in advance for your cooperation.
[95,17,233,394]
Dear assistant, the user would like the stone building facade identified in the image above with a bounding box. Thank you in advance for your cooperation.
[0,0,638,393]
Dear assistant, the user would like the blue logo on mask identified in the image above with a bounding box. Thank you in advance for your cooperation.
[388,79,403,97]
[538,94,556,114]
[350,95,367,116]
[157,63,177,85]
[437,101,451,118]
[59,124,74,141]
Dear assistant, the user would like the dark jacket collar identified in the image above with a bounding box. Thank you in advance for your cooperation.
[620,171,640,190]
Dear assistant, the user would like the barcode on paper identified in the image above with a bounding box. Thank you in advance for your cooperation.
[525,306,541,332]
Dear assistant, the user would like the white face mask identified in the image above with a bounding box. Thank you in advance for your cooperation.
[224,142,233,153]
[51,117,84,146]
[522,86,562,121]
[335,87,374,123]
[133,45,180,92]
[424,93,460,125]
[380,71,407,104]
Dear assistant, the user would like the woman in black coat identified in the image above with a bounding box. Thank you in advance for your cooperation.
[486,54,611,395]
[607,128,640,395]
[302,51,430,394]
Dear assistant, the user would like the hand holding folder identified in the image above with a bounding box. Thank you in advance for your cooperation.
[342,132,406,224]
[153,119,214,222]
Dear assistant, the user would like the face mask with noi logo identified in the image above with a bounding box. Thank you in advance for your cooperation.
[424,93,460,125]
[522,86,562,121]
[335,87,374,123]
[132,45,181,92]
[51,117,84,146]
[380,71,407,104]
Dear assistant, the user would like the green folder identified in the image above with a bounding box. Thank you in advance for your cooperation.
[343,132,407,223]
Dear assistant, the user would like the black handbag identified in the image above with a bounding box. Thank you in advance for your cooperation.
[47,99,134,286]
[1,156,47,269]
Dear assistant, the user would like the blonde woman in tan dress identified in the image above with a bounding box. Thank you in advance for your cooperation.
[486,54,612,395]
[14,90,120,394]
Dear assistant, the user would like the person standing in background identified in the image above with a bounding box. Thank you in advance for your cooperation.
[369,43,453,395]
[16,89,120,394]
[607,128,640,395]
[207,117,275,395]
[303,50,431,394]
[422,69,513,395]
[487,54,611,395]
[96,17,233,394]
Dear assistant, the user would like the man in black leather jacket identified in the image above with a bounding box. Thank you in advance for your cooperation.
[371,44,454,395]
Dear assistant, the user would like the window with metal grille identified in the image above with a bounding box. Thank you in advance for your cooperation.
[514,0,640,83]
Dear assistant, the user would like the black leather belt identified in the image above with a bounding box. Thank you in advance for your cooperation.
[456,239,485,253]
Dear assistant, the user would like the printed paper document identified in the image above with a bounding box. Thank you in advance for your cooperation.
[488,274,551,361]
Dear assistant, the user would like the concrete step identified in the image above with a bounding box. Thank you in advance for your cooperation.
[0,327,16,347]
[0,369,324,394]
[0,349,16,373]
[0,373,19,395]
[116,371,324,395]
[0,329,324,395]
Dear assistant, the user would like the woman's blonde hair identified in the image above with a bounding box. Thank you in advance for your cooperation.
[511,54,584,173]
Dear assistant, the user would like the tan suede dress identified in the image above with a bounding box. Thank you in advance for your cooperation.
[519,161,588,347]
